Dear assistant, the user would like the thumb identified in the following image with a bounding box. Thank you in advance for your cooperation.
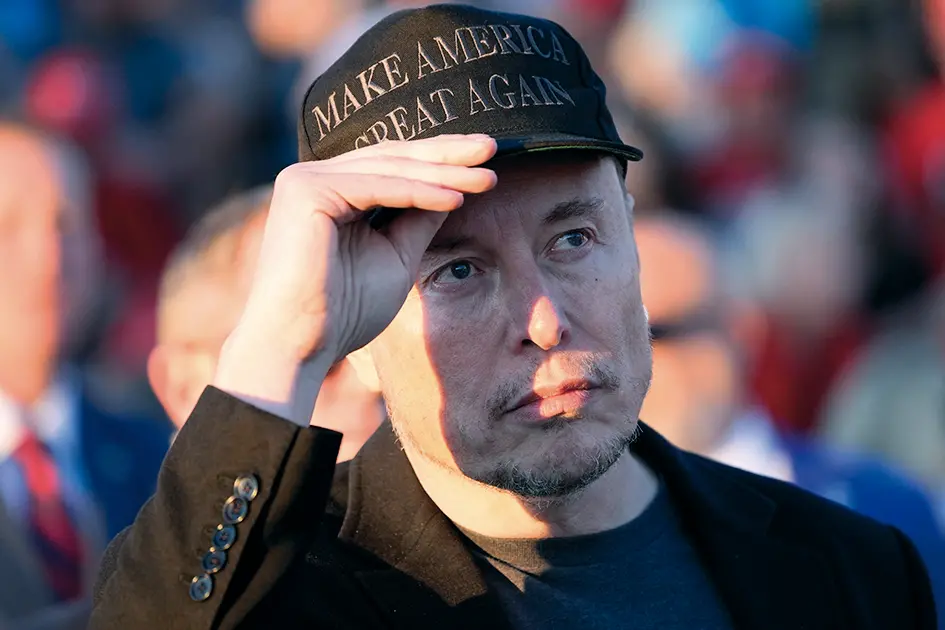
[383,208,452,278]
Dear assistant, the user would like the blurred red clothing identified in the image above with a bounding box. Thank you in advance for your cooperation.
[94,172,181,280]
[883,81,945,278]
[748,314,868,434]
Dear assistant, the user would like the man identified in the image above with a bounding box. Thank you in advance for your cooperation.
[818,277,945,511]
[147,185,384,460]
[90,5,937,629]
[0,121,170,629]
[634,211,945,626]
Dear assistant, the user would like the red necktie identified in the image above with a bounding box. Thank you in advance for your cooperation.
[11,428,84,601]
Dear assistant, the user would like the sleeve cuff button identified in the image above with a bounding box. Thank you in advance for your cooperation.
[202,549,227,575]
[222,496,248,525]
[211,524,236,551]
[233,474,259,502]
[189,574,213,602]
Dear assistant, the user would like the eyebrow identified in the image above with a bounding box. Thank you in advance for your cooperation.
[543,197,606,225]
[424,235,475,258]
[421,197,607,262]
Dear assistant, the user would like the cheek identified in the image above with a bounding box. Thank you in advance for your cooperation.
[681,337,738,401]
[376,298,505,448]
[373,300,449,427]
[641,347,691,422]
[567,253,647,343]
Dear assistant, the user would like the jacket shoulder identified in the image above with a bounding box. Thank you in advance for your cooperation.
[686,450,902,539]
[680,451,936,623]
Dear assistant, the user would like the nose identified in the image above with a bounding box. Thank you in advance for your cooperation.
[526,295,570,351]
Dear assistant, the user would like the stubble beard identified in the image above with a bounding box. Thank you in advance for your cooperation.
[389,361,650,503]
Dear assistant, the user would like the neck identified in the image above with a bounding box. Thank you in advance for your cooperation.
[406,448,658,539]
[0,358,55,406]
[337,395,386,462]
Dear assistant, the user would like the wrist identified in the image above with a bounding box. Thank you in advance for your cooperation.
[212,328,335,427]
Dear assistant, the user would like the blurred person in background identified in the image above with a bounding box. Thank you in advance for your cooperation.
[148,185,384,461]
[246,0,367,60]
[882,0,945,280]
[606,0,811,181]
[247,0,507,121]
[635,211,945,625]
[818,277,945,524]
[0,121,170,629]
[721,140,875,434]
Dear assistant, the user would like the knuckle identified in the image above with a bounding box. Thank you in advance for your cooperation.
[274,163,303,188]
[364,139,404,155]
[275,162,326,196]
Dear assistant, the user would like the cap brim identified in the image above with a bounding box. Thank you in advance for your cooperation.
[493,132,644,163]
[365,133,641,230]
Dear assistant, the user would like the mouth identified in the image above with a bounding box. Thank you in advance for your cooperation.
[506,379,601,419]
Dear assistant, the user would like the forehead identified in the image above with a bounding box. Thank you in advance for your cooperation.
[635,220,716,321]
[436,152,623,237]
[158,216,265,342]
[0,132,58,191]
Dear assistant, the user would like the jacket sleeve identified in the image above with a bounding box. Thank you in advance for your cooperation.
[88,386,342,630]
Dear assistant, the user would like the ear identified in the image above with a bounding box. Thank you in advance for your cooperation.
[346,346,381,393]
[147,345,199,429]
[624,189,636,214]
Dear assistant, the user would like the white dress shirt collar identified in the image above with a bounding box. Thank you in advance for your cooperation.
[0,370,80,460]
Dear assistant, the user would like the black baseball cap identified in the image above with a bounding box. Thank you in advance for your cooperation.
[297,3,643,168]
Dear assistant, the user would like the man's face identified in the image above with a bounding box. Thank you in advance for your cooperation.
[155,214,385,457]
[634,218,740,453]
[371,154,652,498]
[0,130,99,367]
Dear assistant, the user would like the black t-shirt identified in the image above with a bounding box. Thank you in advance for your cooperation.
[460,481,734,630]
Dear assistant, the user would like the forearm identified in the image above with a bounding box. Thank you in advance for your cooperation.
[89,388,341,630]
[212,327,335,428]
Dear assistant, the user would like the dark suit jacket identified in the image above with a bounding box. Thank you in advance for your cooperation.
[89,388,937,629]
[78,392,172,540]
[784,435,945,627]
[0,388,170,630]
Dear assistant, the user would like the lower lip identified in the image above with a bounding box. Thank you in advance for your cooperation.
[510,388,598,421]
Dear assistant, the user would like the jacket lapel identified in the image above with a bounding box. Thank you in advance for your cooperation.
[0,497,55,616]
[340,423,844,630]
[632,425,846,630]
[338,424,512,630]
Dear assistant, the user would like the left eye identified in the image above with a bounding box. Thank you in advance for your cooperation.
[551,230,590,251]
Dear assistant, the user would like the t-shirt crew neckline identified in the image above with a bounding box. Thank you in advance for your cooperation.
[458,478,671,575]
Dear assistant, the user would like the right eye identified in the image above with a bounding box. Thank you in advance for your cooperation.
[431,260,479,286]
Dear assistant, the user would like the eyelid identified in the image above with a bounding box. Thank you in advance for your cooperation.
[547,227,594,252]
[428,258,480,288]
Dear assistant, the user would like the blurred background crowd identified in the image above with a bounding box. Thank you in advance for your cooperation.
[1,0,945,627]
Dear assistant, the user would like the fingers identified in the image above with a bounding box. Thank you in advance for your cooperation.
[382,209,452,276]
[325,173,468,214]
[272,134,499,225]
[272,170,467,227]
[331,133,497,166]
[319,157,497,194]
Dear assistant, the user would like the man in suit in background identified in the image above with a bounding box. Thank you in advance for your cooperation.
[147,185,384,461]
[635,210,945,626]
[0,121,170,629]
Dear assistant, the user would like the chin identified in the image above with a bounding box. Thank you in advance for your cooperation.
[471,415,635,498]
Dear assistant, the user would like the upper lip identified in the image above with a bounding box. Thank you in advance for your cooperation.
[507,379,599,412]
